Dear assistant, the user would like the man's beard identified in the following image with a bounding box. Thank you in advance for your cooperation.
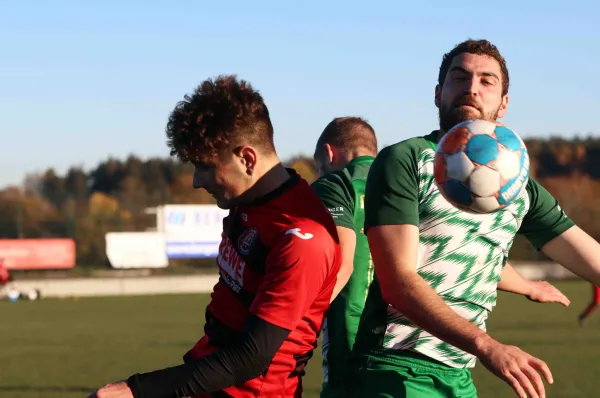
[438,95,500,133]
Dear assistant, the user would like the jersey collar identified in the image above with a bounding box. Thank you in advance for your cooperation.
[245,168,299,207]
[424,130,444,150]
[348,155,375,166]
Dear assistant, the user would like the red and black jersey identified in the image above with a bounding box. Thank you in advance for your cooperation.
[185,169,341,397]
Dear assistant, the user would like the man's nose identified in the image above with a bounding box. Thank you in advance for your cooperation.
[463,77,479,96]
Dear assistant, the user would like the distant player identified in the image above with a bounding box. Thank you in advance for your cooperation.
[579,284,600,325]
[88,75,341,398]
[348,39,600,398]
[0,259,11,286]
[310,117,378,398]
[311,117,570,398]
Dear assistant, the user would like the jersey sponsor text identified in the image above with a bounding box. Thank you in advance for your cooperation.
[217,236,246,288]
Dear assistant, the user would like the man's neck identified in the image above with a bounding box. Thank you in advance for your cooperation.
[434,129,445,143]
[338,150,375,168]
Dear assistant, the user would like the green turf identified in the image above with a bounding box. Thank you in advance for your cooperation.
[1,280,598,397]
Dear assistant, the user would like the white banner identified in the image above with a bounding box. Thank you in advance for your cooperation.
[105,232,169,268]
[160,205,228,258]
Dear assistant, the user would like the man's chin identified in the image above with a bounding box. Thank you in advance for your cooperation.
[456,106,483,119]
[215,200,231,210]
[441,111,484,131]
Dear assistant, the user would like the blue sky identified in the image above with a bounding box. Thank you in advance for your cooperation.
[1,0,598,187]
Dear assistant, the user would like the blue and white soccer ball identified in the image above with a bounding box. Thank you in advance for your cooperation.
[433,119,530,214]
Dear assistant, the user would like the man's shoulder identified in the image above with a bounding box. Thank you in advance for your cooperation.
[275,218,339,261]
[275,179,340,234]
[283,219,331,241]
[311,170,353,195]
[311,170,357,223]
[252,213,338,260]
[368,134,436,179]
[311,157,376,196]
[312,168,351,185]
[379,133,437,159]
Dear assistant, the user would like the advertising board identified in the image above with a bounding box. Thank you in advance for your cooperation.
[161,205,227,258]
[0,239,76,270]
[105,232,169,269]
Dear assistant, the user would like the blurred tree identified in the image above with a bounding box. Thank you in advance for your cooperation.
[3,137,600,265]
[41,168,66,208]
[0,187,60,238]
[287,156,318,184]
[64,167,88,200]
[89,158,124,194]
[168,173,214,205]
[74,192,123,266]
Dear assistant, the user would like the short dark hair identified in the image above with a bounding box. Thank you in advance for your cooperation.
[438,39,510,96]
[166,74,275,164]
[315,117,378,158]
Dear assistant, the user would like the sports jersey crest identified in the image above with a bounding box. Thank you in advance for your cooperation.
[237,227,258,255]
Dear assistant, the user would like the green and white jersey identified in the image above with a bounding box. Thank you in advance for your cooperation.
[358,131,574,369]
[311,156,375,390]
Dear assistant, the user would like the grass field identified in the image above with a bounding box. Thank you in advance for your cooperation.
[1,280,599,398]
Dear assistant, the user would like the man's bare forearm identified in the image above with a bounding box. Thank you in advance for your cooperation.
[382,270,496,357]
[497,262,532,296]
[542,226,600,286]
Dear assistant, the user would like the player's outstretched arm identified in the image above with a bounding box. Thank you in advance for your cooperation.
[498,262,570,306]
[540,226,600,286]
[88,317,288,398]
[519,179,600,287]
[126,314,290,398]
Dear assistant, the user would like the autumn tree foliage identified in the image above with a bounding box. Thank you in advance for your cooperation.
[1,137,599,266]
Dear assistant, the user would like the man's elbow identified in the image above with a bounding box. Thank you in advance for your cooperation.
[378,271,420,312]
[380,287,406,310]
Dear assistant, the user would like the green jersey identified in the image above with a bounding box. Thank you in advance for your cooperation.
[311,156,375,392]
[357,131,574,369]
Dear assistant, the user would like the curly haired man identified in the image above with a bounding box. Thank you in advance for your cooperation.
[88,75,342,398]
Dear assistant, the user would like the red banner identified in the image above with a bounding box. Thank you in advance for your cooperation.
[0,239,76,270]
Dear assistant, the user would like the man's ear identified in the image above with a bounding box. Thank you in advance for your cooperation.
[324,143,335,164]
[497,94,509,118]
[434,84,441,109]
[235,146,258,175]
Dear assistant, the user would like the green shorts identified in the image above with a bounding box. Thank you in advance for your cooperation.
[345,350,478,398]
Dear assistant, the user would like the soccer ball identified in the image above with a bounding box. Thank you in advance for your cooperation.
[433,119,530,214]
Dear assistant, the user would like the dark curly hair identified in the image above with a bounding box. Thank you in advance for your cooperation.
[166,75,275,164]
[438,39,510,96]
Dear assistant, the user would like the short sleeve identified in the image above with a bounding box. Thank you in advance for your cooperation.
[364,143,420,230]
[518,178,575,250]
[311,173,355,230]
[250,223,337,330]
